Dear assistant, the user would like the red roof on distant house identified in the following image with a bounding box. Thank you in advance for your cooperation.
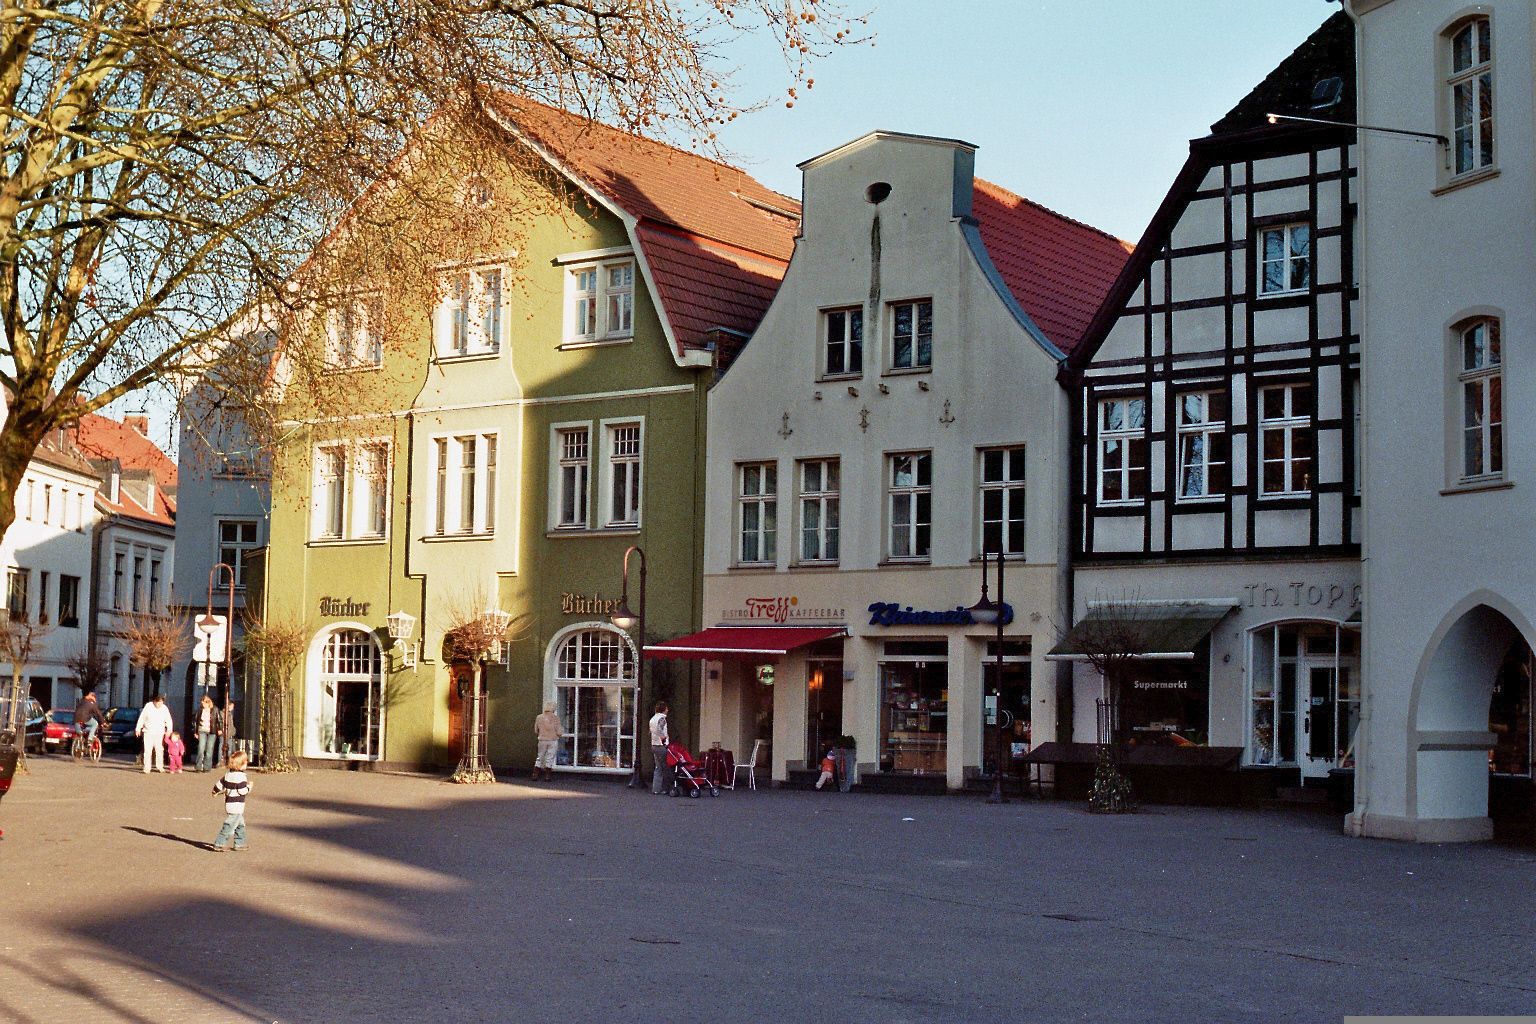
[972,179,1133,356]
[488,95,800,357]
[73,412,177,526]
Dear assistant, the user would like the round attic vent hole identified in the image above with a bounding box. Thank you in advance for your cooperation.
[865,181,892,204]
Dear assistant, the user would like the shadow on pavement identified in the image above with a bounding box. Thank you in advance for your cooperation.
[121,824,211,850]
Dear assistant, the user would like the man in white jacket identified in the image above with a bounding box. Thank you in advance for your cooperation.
[134,693,174,774]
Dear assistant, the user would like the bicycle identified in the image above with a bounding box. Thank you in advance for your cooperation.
[70,727,102,764]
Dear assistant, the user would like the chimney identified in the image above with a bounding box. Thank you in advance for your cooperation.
[124,415,150,436]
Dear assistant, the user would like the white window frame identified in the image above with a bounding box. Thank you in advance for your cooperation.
[1257,383,1314,498]
[797,458,840,564]
[218,519,262,590]
[1256,221,1312,297]
[977,446,1026,557]
[1457,317,1503,482]
[325,294,384,370]
[436,266,504,358]
[1447,15,1494,178]
[887,451,932,562]
[821,306,864,377]
[354,442,391,539]
[562,258,635,345]
[1096,395,1147,506]
[888,298,933,372]
[737,461,778,566]
[599,419,644,529]
[1175,391,1228,502]
[312,439,391,542]
[551,423,592,531]
[426,432,497,538]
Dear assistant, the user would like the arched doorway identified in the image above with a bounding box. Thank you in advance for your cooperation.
[545,624,637,773]
[307,627,384,760]
[1409,601,1528,836]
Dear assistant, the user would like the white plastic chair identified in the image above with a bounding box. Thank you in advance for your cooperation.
[729,739,764,791]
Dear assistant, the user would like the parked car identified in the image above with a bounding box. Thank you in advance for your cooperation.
[103,706,140,750]
[43,709,76,753]
[0,696,46,754]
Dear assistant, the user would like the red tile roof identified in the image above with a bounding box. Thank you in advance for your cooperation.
[972,179,1133,356]
[488,95,799,356]
[73,413,177,526]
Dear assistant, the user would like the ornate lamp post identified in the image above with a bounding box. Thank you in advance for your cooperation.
[968,543,1008,804]
[609,546,647,789]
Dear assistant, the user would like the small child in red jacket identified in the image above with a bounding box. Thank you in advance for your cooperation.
[166,732,186,774]
[814,748,836,790]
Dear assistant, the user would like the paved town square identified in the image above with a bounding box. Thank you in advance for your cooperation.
[3,756,1534,1023]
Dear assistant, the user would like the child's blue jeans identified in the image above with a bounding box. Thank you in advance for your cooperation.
[214,812,247,850]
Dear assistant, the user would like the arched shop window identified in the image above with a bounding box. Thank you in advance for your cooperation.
[319,628,383,759]
[1249,624,1358,777]
[551,627,637,771]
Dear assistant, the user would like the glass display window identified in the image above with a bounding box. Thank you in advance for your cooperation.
[1120,641,1210,749]
[1247,624,1359,776]
[551,628,637,771]
[879,641,948,774]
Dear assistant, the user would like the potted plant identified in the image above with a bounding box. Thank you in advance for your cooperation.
[833,734,857,791]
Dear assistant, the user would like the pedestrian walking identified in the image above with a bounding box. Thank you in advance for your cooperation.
[166,732,186,773]
[532,703,561,780]
[194,695,221,772]
[221,697,238,766]
[210,750,251,852]
[648,701,670,795]
[134,694,174,774]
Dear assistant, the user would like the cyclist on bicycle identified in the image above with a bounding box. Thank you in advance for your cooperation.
[73,691,106,747]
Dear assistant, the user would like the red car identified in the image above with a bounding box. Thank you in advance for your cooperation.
[43,709,76,753]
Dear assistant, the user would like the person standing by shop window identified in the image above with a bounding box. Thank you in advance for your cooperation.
[532,703,561,781]
[648,701,670,795]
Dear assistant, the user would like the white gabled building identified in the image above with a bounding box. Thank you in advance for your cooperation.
[0,423,101,711]
[74,413,178,715]
[662,130,1128,791]
[1347,0,1536,842]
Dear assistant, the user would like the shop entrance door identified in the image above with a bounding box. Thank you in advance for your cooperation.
[806,660,843,765]
[982,642,1031,777]
[1286,629,1359,780]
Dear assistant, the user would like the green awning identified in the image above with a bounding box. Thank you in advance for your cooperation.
[1045,601,1236,661]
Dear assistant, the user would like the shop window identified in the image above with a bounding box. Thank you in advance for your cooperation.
[1249,625,1358,773]
[1119,651,1211,749]
[318,629,382,758]
[879,641,948,774]
[551,628,636,771]
[982,640,1032,777]
[1490,639,1532,776]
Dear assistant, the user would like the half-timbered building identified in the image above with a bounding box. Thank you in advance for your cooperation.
[1052,14,1361,794]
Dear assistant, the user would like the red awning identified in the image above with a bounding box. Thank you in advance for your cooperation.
[644,626,846,661]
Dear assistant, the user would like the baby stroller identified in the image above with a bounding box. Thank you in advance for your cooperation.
[666,742,720,798]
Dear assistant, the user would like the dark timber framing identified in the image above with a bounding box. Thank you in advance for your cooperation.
[1066,117,1360,565]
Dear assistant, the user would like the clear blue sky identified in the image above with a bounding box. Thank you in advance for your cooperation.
[713,0,1339,240]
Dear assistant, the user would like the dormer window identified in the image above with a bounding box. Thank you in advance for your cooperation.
[563,259,634,345]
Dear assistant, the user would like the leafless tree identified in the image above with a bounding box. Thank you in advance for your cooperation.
[1057,591,1196,814]
[63,642,112,698]
[0,615,50,769]
[242,613,307,773]
[0,0,864,534]
[120,609,192,697]
[442,584,531,784]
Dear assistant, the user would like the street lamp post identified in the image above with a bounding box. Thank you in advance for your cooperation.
[968,543,1008,804]
[609,546,647,789]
